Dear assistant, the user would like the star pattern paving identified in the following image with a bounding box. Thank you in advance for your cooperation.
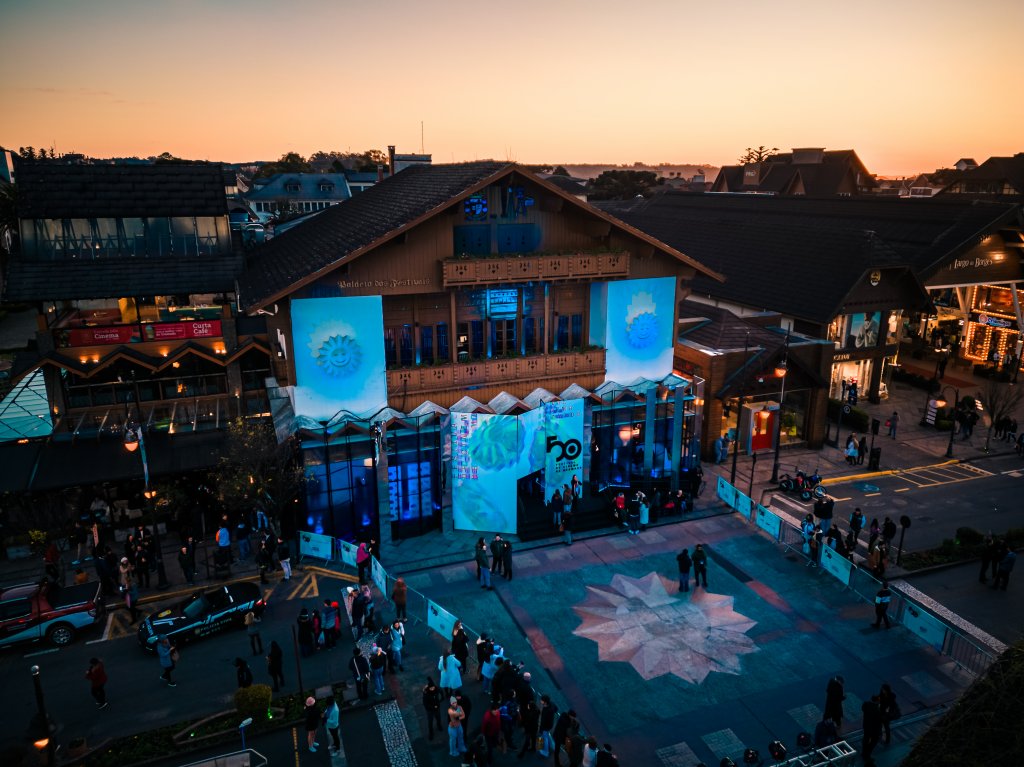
[572,572,759,683]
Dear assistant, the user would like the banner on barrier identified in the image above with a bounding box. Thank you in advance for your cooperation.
[735,491,753,520]
[754,505,782,540]
[427,599,458,640]
[901,601,946,651]
[338,540,358,568]
[371,557,387,597]
[299,531,334,560]
[820,546,853,586]
[716,476,737,509]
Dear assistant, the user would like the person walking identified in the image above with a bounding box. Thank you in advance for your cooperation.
[303,696,320,753]
[322,598,340,649]
[887,411,900,439]
[878,683,900,745]
[868,518,881,551]
[85,657,108,710]
[438,649,463,697]
[692,544,709,587]
[857,436,868,465]
[324,695,341,756]
[422,677,443,741]
[177,546,195,586]
[244,611,263,655]
[476,540,493,590]
[349,647,370,700]
[266,640,285,692]
[850,508,865,544]
[562,507,574,546]
[860,696,883,767]
[156,636,178,687]
[676,548,692,592]
[234,657,254,689]
[993,547,1016,591]
[276,538,292,581]
[448,696,467,757]
[823,675,846,729]
[626,500,640,535]
[392,577,408,621]
[872,580,892,629]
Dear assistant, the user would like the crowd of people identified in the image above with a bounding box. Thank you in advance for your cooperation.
[815,674,900,767]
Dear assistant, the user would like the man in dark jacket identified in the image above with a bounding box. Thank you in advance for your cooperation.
[552,709,579,765]
[518,698,540,758]
[692,544,709,587]
[860,696,883,767]
[235,657,254,688]
[422,677,443,740]
[351,590,368,639]
[349,648,370,700]
[501,538,513,580]
[538,695,558,757]
[177,546,195,586]
[490,535,505,576]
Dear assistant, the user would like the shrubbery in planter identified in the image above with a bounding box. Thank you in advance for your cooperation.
[235,684,273,721]
[827,399,869,432]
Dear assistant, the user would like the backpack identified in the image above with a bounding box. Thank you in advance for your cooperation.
[502,699,520,722]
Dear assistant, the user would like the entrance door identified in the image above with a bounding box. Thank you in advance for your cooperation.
[750,408,774,451]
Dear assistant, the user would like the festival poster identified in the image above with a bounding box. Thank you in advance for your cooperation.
[371,557,387,597]
[451,412,518,533]
[299,531,334,561]
[755,505,782,540]
[543,399,584,503]
[820,545,853,586]
[338,540,358,568]
[600,277,676,384]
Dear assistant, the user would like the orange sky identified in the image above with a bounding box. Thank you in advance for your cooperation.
[1,0,1022,176]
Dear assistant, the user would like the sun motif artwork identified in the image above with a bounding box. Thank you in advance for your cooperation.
[572,572,758,683]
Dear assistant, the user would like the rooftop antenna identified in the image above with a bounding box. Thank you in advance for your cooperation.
[421,121,424,154]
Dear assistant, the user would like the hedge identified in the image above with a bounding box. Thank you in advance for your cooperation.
[827,398,869,433]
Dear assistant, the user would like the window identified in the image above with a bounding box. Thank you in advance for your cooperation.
[420,326,433,364]
[384,326,415,368]
[491,318,517,356]
[456,321,484,361]
[554,313,584,351]
[453,225,491,256]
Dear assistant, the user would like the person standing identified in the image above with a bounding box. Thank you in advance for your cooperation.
[887,411,900,439]
[552,709,579,766]
[236,519,251,561]
[980,535,997,583]
[676,548,692,592]
[872,580,892,629]
[448,696,467,757]
[156,636,177,687]
[438,650,463,698]
[422,677,443,741]
[369,644,387,695]
[177,546,195,586]
[349,647,370,700]
[562,507,574,546]
[857,436,868,466]
[823,675,846,729]
[86,657,108,709]
[256,541,273,585]
[878,683,899,745]
[868,518,881,551]
[245,611,263,655]
[276,537,291,581]
[392,577,408,621]
[692,544,709,587]
[501,538,513,580]
[860,696,883,767]
[303,696,320,753]
[993,547,1016,591]
[322,598,340,649]
[490,535,505,577]
[626,500,640,536]
[389,619,405,672]
[481,703,502,764]
[324,695,341,756]
[538,695,558,757]
[234,657,254,688]
[850,508,865,544]
[518,698,540,758]
[266,640,285,692]
[476,540,492,590]
[296,607,314,657]
[882,517,897,547]
[638,492,650,532]
[451,621,470,675]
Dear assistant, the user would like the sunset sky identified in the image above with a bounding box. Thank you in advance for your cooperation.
[1,0,1021,176]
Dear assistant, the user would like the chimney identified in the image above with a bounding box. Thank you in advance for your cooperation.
[377,164,384,182]
[388,145,396,177]
[743,162,762,186]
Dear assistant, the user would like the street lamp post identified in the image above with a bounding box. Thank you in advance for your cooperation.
[30,665,56,766]
[769,331,791,485]
[318,419,335,538]
[124,409,169,589]
[730,332,751,487]
[934,385,960,459]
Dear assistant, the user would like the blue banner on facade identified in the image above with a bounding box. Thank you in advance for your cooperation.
[543,399,584,503]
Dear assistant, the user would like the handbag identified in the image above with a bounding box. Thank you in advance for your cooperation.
[885,420,891,428]
[558,523,565,532]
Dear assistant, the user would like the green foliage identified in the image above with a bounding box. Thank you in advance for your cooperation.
[587,170,663,201]
[738,145,778,164]
[956,527,984,546]
[256,152,312,178]
[235,684,273,720]
[217,418,304,520]
[891,368,939,392]
[902,642,1024,767]
[901,526,1024,570]
[551,165,570,176]
[308,149,388,173]
[826,398,869,432]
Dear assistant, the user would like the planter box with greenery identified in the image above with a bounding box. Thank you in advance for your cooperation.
[826,399,869,433]
[900,526,1024,571]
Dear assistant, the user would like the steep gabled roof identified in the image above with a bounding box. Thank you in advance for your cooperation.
[245,173,352,201]
[237,162,721,312]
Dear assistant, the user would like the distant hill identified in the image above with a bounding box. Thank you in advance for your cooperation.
[558,163,720,182]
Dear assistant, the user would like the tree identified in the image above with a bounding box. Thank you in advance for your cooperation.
[551,165,570,177]
[18,147,36,160]
[255,152,312,178]
[587,170,662,201]
[979,378,1024,452]
[738,145,779,164]
[216,418,305,523]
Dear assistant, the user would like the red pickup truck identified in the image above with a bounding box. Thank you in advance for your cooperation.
[0,580,105,648]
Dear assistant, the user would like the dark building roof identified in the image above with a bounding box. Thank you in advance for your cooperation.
[940,153,1024,198]
[598,193,1004,324]
[237,162,720,312]
[713,149,876,196]
[4,254,244,301]
[15,162,228,219]
[245,173,352,202]
[542,175,588,195]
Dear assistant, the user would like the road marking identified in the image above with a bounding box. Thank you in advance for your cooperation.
[24,648,58,658]
[295,573,320,600]
[1002,470,1022,476]
[831,496,852,502]
[864,492,881,497]
[895,488,909,493]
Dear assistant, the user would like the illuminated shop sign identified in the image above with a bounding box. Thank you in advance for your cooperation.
[975,313,1013,328]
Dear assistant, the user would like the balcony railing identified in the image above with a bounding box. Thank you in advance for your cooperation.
[27,234,229,261]
[386,348,606,396]
[442,252,629,287]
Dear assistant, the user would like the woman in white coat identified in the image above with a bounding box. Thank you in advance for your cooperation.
[438,648,462,697]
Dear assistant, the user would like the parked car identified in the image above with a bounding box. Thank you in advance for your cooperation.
[138,583,266,651]
[0,579,105,648]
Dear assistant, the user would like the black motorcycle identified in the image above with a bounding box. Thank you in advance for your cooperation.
[778,468,826,501]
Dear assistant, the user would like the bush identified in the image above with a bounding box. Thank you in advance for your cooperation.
[935,419,954,431]
[827,399,869,432]
[892,369,939,393]
[956,527,984,546]
[235,684,273,721]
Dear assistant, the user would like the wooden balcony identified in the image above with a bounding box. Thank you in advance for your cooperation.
[385,348,606,406]
[442,251,629,287]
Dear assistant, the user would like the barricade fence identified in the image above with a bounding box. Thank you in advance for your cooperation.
[714,478,999,677]
[297,531,595,747]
